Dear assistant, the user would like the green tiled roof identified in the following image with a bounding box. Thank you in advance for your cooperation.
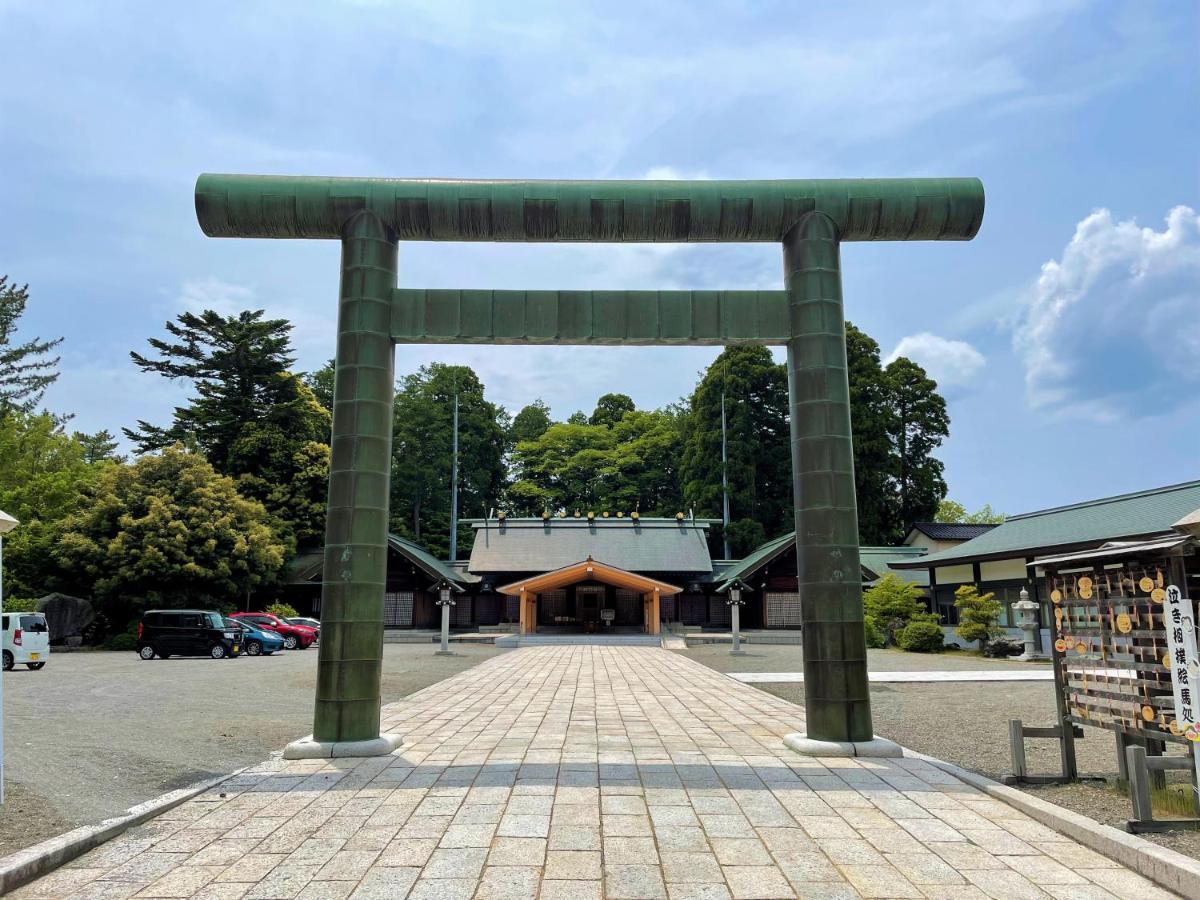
[861,546,929,587]
[387,534,479,591]
[715,533,928,591]
[890,480,1200,569]
[714,532,795,592]
[467,518,712,575]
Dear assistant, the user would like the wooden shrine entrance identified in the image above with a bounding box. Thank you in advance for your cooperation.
[498,557,680,636]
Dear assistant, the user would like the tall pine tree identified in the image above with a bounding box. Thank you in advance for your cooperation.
[0,276,62,415]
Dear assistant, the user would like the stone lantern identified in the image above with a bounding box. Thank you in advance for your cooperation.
[435,584,456,655]
[1014,587,1042,660]
[727,584,747,656]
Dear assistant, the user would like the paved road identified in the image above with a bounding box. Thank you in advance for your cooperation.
[0,643,507,856]
[11,647,1181,900]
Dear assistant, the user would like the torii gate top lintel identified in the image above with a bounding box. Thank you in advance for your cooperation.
[195,174,984,244]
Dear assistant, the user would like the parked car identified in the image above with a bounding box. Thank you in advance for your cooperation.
[2,611,50,671]
[137,610,242,660]
[286,616,320,634]
[230,612,317,650]
[225,617,285,656]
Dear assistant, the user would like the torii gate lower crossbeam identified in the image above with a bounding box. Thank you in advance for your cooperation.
[194,174,985,760]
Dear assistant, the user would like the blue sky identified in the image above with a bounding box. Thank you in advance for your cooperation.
[2,0,1197,516]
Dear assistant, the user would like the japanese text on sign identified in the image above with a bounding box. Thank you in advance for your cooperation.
[1163,585,1200,742]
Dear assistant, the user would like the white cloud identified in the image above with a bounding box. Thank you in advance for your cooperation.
[886,333,986,388]
[1012,205,1200,421]
[641,166,710,181]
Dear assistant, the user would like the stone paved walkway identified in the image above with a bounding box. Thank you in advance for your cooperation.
[14,647,1179,899]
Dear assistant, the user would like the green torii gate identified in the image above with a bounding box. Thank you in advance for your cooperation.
[195,174,984,759]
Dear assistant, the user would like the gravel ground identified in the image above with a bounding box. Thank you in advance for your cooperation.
[680,643,1200,860]
[0,642,507,857]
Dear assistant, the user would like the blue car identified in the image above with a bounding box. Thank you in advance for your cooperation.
[225,617,284,656]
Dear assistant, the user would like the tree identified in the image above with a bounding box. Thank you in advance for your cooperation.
[954,584,1003,650]
[566,411,589,425]
[508,400,553,446]
[590,393,635,428]
[0,411,103,597]
[863,573,924,645]
[679,346,791,556]
[56,446,287,633]
[226,375,331,544]
[126,310,331,542]
[936,499,1005,524]
[885,357,949,536]
[508,405,686,517]
[303,359,336,418]
[73,429,123,464]
[845,323,895,545]
[125,309,296,467]
[390,364,507,556]
[0,276,62,415]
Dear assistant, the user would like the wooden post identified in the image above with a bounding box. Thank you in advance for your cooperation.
[519,590,528,635]
[1127,745,1153,824]
[1008,719,1028,780]
[651,589,661,635]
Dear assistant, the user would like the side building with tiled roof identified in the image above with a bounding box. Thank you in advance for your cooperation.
[890,480,1200,649]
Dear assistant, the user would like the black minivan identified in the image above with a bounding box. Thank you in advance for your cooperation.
[137,609,242,660]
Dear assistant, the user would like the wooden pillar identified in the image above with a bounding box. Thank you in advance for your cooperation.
[519,590,528,635]
[651,590,661,635]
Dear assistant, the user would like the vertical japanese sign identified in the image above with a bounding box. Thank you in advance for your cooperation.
[1163,584,1200,742]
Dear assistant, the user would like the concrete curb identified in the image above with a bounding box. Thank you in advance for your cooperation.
[0,768,242,896]
[909,750,1200,898]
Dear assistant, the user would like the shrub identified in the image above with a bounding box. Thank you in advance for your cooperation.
[3,597,39,613]
[863,574,925,645]
[898,619,945,653]
[104,632,137,651]
[267,602,299,619]
[954,584,1003,650]
[863,615,885,649]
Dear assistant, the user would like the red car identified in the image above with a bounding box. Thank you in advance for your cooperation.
[230,612,318,650]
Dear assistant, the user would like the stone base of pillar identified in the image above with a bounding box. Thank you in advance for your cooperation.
[783,732,903,758]
[729,649,746,656]
[434,650,455,656]
[283,733,403,760]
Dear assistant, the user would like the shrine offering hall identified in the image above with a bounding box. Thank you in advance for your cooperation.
[288,517,823,634]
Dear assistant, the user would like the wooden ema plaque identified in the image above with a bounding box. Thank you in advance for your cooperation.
[1048,563,1190,745]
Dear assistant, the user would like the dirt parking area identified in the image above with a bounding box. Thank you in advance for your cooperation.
[679,643,1200,859]
[0,642,506,856]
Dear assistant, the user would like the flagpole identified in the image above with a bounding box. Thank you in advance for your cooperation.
[449,392,459,562]
[721,384,730,560]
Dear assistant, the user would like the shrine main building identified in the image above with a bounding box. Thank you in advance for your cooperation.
[287,515,927,635]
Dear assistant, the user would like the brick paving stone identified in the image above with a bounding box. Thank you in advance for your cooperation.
[13,647,1186,900]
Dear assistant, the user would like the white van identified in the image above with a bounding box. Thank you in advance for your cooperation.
[2,611,50,670]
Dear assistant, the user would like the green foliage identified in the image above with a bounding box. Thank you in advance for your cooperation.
[679,346,791,556]
[126,310,331,543]
[508,400,552,446]
[508,409,684,518]
[72,429,124,464]
[0,276,62,415]
[897,619,945,652]
[886,357,949,535]
[56,446,287,634]
[935,500,1005,524]
[590,393,635,428]
[303,359,335,419]
[3,597,39,612]
[954,584,1004,649]
[845,323,895,546]
[863,574,924,644]
[104,632,137,651]
[225,374,331,543]
[267,602,299,618]
[0,410,104,597]
[391,364,508,556]
[863,614,885,649]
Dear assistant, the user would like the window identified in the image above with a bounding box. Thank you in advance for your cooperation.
[19,615,47,632]
[179,614,202,628]
[1,615,7,630]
